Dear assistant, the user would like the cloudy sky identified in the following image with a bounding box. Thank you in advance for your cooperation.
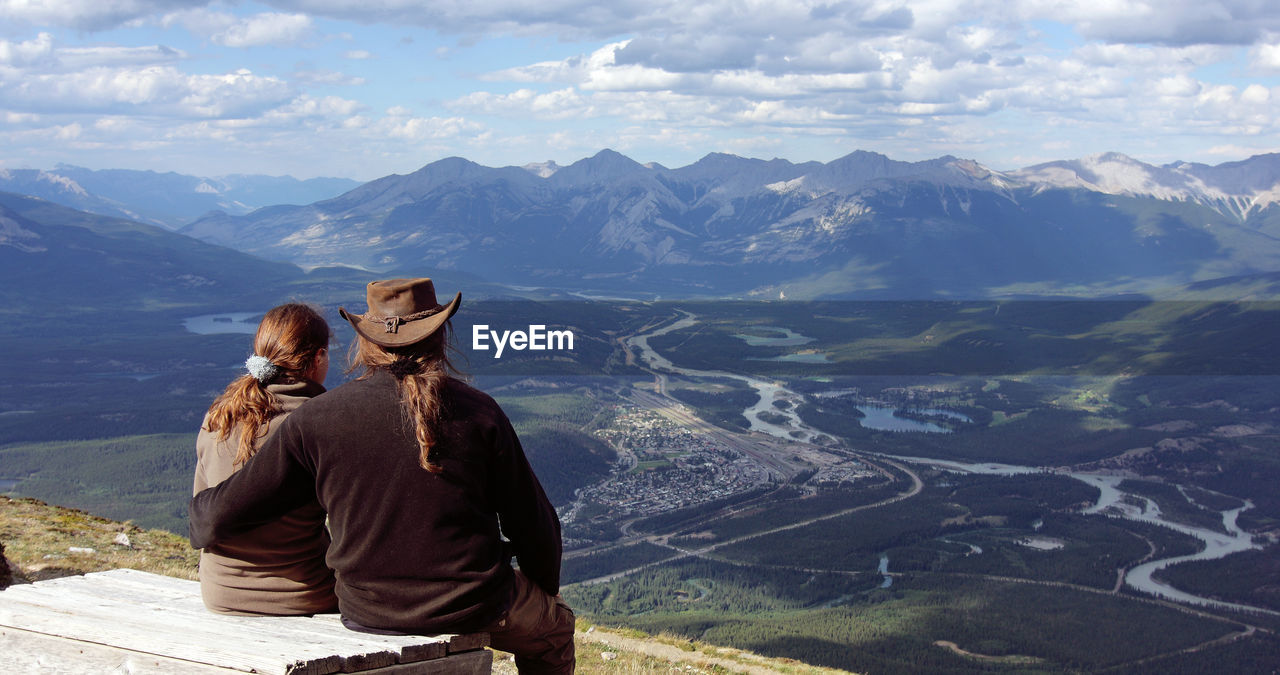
[2,1,1279,179]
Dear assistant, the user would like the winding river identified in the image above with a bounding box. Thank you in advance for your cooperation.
[629,313,828,443]
[628,312,1271,615]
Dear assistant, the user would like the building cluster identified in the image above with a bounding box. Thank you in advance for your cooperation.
[581,406,770,517]
[810,462,878,488]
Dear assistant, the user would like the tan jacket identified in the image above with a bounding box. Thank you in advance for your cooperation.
[193,378,336,616]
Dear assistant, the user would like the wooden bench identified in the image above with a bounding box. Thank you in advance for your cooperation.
[0,568,492,674]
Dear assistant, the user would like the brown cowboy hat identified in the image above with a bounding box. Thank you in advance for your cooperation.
[339,278,461,347]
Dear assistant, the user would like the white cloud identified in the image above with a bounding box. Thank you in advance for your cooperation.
[0,0,192,31]
[0,32,186,75]
[0,32,54,66]
[0,30,296,120]
[217,12,312,47]
[1240,83,1270,104]
[59,44,186,69]
[260,0,660,39]
[1060,0,1280,46]
[55,122,82,140]
[2,64,294,118]
[439,1,1280,167]
[738,100,850,126]
[1207,143,1280,157]
[93,117,137,133]
[270,94,363,120]
[3,110,39,124]
[1252,38,1280,70]
[1151,74,1202,98]
[451,88,589,119]
[376,113,485,142]
[6,0,1280,176]
[9,0,1280,54]
[162,9,313,47]
[293,69,366,86]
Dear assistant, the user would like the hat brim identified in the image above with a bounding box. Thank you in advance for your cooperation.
[340,292,461,348]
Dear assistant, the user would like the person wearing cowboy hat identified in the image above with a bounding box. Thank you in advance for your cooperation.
[190,278,574,674]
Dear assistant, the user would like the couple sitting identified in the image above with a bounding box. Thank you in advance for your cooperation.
[189,278,575,674]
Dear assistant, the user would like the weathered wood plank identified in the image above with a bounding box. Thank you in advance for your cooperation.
[312,615,490,654]
[93,570,489,656]
[304,626,448,663]
[0,595,342,674]
[5,575,343,641]
[443,633,491,653]
[0,595,404,674]
[60,570,481,656]
[1,626,242,674]
[1,573,447,663]
[362,649,492,674]
[0,570,490,674]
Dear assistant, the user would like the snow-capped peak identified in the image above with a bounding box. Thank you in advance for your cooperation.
[522,161,560,178]
[1013,152,1280,219]
[35,171,88,197]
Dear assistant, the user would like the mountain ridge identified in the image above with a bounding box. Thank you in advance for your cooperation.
[0,190,304,310]
[0,166,360,230]
[170,150,1280,299]
[8,149,1280,299]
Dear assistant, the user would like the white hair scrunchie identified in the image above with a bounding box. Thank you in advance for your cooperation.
[245,355,280,383]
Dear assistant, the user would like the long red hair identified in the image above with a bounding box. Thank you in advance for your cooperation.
[204,303,330,464]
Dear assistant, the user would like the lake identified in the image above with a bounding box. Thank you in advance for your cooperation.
[183,312,262,335]
[856,405,972,433]
[733,326,815,347]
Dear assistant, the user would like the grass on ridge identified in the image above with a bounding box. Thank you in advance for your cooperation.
[0,496,198,583]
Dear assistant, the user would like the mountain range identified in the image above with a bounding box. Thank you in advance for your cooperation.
[0,191,304,311]
[0,165,359,230]
[9,150,1280,299]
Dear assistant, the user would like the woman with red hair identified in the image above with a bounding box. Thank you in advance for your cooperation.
[194,302,336,616]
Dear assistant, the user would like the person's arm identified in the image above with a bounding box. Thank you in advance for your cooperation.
[192,434,212,495]
[188,417,316,549]
[492,413,562,595]
[192,416,221,495]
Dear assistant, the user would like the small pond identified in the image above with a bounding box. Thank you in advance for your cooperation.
[856,405,972,433]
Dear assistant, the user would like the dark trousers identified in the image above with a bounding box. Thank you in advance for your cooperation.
[341,569,575,674]
[488,569,576,674]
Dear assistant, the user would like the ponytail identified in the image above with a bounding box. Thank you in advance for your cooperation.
[396,360,449,472]
[204,303,330,465]
[205,375,281,464]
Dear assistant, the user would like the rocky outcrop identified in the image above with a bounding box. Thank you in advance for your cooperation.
[0,541,13,589]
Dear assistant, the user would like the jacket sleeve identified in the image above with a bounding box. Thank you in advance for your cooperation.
[491,412,562,596]
[188,416,316,549]
[192,431,212,496]
[192,415,219,495]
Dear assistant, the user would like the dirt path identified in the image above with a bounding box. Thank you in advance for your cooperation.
[1099,625,1258,672]
[933,640,1045,665]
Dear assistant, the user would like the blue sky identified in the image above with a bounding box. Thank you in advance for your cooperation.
[2,1,1279,180]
